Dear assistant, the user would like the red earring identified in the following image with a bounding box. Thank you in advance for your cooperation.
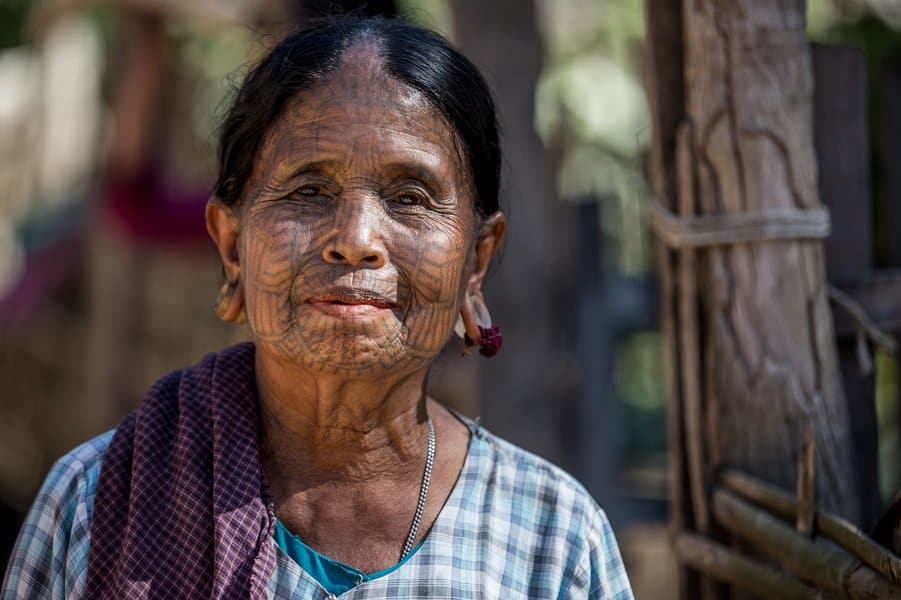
[464,326,503,357]
[454,296,503,357]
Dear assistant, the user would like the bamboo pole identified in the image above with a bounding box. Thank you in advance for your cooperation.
[675,122,709,534]
[673,532,818,599]
[712,488,901,598]
[720,469,901,582]
[796,428,816,537]
[644,1,698,596]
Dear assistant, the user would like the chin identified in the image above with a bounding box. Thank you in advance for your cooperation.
[263,329,427,376]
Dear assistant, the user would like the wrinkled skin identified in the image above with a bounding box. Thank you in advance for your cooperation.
[205,43,505,571]
[212,45,500,378]
[242,67,474,375]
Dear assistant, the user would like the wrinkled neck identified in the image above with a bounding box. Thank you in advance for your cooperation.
[255,345,431,485]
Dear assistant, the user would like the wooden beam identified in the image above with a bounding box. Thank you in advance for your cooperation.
[713,488,901,598]
[720,468,901,583]
[831,271,901,338]
[878,60,901,268]
[673,532,818,599]
[795,429,816,537]
[813,44,872,279]
[813,44,881,529]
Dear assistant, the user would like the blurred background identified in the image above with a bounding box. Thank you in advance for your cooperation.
[0,0,898,596]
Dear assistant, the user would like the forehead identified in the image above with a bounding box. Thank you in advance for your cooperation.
[257,43,464,174]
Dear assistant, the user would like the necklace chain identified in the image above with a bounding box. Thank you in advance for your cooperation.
[400,417,435,560]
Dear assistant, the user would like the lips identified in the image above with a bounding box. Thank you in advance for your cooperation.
[306,287,398,318]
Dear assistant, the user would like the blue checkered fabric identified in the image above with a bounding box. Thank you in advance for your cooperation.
[3,423,632,599]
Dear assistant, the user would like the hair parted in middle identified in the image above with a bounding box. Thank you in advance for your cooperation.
[214,17,502,218]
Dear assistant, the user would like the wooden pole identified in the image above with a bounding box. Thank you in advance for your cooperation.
[812,43,882,530]
[675,123,709,534]
[681,0,860,523]
[712,489,901,598]
[672,533,818,599]
[644,1,701,596]
[720,468,901,583]
[795,428,816,537]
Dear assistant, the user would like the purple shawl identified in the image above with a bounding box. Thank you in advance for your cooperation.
[85,343,277,599]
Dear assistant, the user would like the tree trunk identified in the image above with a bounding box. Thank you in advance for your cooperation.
[682,0,860,523]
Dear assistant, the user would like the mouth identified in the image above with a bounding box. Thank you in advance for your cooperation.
[306,287,398,319]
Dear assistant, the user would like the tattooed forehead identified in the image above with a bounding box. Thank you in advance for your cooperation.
[246,47,471,202]
[263,126,451,185]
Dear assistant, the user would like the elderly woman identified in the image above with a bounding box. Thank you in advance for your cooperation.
[3,18,632,600]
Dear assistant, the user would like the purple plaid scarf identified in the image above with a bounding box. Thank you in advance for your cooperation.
[85,343,277,599]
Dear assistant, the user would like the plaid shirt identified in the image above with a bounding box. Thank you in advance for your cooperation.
[3,423,632,599]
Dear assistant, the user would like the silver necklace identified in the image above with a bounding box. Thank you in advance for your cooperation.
[400,418,435,560]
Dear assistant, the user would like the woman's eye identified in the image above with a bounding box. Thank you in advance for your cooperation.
[298,185,322,197]
[392,191,425,206]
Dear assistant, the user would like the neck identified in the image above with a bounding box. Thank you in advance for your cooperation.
[255,346,431,486]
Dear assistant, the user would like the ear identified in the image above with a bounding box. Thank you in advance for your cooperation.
[458,211,505,341]
[206,198,245,322]
[467,211,506,294]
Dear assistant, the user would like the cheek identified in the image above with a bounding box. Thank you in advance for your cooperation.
[239,213,320,335]
[395,226,472,350]
[237,202,475,366]
[397,220,470,302]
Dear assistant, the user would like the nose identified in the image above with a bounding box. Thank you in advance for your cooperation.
[322,197,387,268]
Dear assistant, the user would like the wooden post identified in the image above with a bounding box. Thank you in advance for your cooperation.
[644,1,712,596]
[713,489,901,598]
[879,61,901,495]
[812,44,873,279]
[681,0,860,523]
[574,200,625,524]
[672,533,818,599]
[812,43,882,531]
[879,61,901,268]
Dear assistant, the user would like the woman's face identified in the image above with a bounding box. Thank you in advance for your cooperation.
[228,49,484,376]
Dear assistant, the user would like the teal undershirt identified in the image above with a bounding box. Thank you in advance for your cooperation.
[273,520,425,596]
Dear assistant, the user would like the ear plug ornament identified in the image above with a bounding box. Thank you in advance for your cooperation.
[215,281,234,316]
[468,326,503,357]
[214,280,246,323]
[454,299,503,357]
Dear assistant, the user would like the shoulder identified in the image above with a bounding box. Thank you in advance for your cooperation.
[475,424,601,522]
[471,425,633,599]
[2,431,114,599]
[42,432,112,504]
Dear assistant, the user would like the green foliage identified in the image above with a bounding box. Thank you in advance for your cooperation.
[615,332,667,457]
[535,0,651,275]
[396,0,453,39]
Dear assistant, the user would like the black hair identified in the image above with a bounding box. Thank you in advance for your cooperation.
[213,17,501,216]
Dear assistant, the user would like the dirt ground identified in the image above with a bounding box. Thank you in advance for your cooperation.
[621,523,679,599]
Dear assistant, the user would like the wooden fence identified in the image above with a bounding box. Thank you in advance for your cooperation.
[645,1,901,597]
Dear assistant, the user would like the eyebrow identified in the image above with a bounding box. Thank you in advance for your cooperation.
[278,160,340,182]
[377,159,448,190]
[273,153,452,188]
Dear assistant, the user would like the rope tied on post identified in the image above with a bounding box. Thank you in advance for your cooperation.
[650,200,897,373]
[649,201,832,249]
